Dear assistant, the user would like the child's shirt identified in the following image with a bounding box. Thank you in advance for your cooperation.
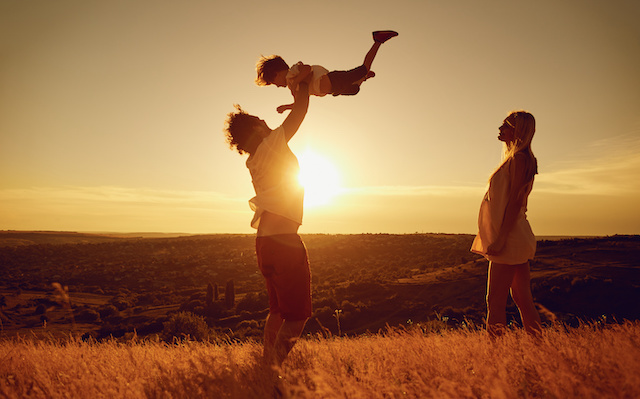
[246,125,304,229]
[286,62,329,97]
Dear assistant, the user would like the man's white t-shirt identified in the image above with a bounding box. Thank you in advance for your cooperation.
[246,126,304,229]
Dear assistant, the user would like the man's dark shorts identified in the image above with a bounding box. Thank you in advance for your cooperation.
[327,65,368,96]
[256,234,312,321]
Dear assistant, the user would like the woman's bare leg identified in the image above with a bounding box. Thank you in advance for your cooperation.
[486,261,516,336]
[510,262,542,335]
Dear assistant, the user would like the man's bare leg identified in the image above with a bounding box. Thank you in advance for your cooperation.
[273,318,308,366]
[263,312,284,363]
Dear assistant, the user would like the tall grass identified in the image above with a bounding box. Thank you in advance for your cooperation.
[1,322,639,398]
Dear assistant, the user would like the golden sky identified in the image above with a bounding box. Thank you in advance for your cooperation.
[1,0,639,236]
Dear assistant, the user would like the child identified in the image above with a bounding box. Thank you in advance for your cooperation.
[256,30,398,113]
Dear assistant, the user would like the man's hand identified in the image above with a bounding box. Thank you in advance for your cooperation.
[297,64,312,82]
[288,63,312,94]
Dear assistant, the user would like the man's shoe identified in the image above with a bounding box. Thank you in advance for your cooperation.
[373,30,398,43]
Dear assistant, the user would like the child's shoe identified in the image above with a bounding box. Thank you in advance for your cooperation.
[373,30,398,43]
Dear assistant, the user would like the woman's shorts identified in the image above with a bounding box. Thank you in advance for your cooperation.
[256,234,312,321]
[327,65,368,96]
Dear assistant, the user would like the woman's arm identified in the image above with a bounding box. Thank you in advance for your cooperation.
[282,80,310,142]
[486,153,532,255]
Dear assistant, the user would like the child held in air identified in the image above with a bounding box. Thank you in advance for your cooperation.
[256,30,398,113]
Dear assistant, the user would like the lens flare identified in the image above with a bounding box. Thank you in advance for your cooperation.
[298,150,342,207]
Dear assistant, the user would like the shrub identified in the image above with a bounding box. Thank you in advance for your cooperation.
[76,308,101,323]
[235,292,268,313]
[110,295,136,311]
[179,299,205,313]
[205,301,226,318]
[98,304,119,319]
[161,311,210,342]
[137,319,164,336]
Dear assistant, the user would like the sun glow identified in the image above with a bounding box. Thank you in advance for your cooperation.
[298,150,342,207]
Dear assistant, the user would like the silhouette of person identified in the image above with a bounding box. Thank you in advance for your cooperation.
[224,80,312,366]
[471,111,542,336]
[255,30,398,113]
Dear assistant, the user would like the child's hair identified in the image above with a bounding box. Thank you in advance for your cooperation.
[256,55,289,86]
[224,105,263,155]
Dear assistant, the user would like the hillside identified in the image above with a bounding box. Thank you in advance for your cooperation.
[0,231,128,247]
[0,232,639,340]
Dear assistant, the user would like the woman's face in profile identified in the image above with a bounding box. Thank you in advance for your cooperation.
[498,118,515,143]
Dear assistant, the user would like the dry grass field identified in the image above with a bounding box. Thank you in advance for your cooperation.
[1,321,639,398]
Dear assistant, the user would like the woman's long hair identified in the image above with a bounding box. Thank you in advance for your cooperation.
[492,110,537,181]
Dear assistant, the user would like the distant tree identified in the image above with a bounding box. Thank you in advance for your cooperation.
[0,295,6,310]
[214,283,219,301]
[206,283,214,308]
[225,279,235,309]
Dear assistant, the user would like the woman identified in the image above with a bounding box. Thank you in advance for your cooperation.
[224,80,311,366]
[471,110,542,336]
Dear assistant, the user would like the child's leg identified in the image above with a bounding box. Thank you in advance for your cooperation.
[363,30,398,70]
[333,84,360,97]
[326,66,368,96]
[363,42,382,71]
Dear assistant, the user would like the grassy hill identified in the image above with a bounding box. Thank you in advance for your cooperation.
[0,231,128,247]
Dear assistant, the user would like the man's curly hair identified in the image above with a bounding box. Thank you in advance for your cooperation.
[224,105,263,155]
[255,55,289,86]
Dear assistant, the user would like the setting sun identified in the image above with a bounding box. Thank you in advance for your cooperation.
[298,150,342,207]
